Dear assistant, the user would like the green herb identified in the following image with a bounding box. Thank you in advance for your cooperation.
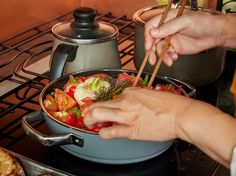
[141,74,149,86]
[94,81,129,102]
[69,75,77,83]
[68,107,81,117]
[90,77,101,91]
[50,91,55,96]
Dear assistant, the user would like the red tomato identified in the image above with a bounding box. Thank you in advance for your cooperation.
[75,117,84,128]
[89,125,101,132]
[43,94,58,112]
[77,76,87,82]
[89,122,112,132]
[80,97,94,116]
[51,111,77,126]
[54,88,77,111]
[116,73,134,85]
[176,86,183,95]
[67,86,77,98]
[65,112,77,126]
[82,97,94,105]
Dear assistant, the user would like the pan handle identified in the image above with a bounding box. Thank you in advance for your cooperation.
[164,76,196,98]
[22,111,84,147]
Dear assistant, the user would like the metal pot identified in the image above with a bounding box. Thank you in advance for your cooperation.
[49,7,121,81]
[22,69,196,164]
[133,5,226,87]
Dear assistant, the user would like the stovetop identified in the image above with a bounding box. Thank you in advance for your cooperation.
[0,9,234,176]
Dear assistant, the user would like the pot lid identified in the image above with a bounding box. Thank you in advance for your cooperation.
[52,7,119,44]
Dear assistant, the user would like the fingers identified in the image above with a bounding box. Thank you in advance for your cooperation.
[148,8,190,39]
[145,10,185,66]
[144,9,179,50]
[149,47,157,65]
[99,125,131,139]
[84,107,128,129]
[155,40,179,66]
[84,88,140,130]
[84,98,133,128]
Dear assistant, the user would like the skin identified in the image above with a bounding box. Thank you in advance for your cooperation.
[145,9,236,66]
[84,10,236,168]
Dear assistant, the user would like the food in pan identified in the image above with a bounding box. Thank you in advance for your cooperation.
[0,148,25,176]
[43,73,182,132]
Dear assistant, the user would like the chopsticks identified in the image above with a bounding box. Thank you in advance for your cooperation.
[133,0,188,87]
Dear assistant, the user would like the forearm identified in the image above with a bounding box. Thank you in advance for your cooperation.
[176,100,236,168]
[222,14,236,49]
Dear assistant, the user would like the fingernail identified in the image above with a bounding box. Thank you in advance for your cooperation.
[149,55,156,65]
[167,59,173,67]
[145,40,151,51]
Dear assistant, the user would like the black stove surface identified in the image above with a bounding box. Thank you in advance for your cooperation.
[7,138,219,176]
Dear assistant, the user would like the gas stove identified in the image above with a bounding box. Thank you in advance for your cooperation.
[0,10,234,176]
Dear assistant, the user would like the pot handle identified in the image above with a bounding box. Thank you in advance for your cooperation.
[49,44,78,81]
[165,77,196,98]
[21,111,84,147]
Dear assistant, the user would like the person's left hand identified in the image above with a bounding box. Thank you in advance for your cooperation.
[84,87,191,141]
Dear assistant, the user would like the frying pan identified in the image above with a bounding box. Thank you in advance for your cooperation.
[22,69,196,164]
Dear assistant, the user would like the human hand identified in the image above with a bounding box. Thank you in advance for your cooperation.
[84,87,236,168]
[84,87,191,141]
[145,9,226,66]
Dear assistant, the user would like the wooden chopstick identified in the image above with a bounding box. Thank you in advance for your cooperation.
[133,0,187,87]
[147,0,188,87]
[132,0,173,87]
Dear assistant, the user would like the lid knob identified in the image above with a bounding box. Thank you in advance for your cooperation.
[71,7,98,30]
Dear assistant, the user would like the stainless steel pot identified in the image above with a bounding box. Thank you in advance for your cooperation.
[22,69,196,164]
[49,7,121,81]
[133,5,226,87]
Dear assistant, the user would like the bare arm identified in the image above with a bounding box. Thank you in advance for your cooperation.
[176,99,236,167]
[84,88,236,168]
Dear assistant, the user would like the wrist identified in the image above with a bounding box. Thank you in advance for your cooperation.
[221,14,236,48]
[174,97,194,142]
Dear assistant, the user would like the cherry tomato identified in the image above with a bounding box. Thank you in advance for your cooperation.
[89,122,112,132]
[55,88,77,111]
[75,117,84,129]
[65,112,77,126]
[67,86,77,98]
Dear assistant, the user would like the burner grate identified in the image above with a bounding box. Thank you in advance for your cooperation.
[0,10,135,148]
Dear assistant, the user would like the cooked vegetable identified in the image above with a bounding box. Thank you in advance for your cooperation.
[74,77,110,106]
[43,94,58,112]
[141,74,149,86]
[54,89,77,111]
[43,73,183,132]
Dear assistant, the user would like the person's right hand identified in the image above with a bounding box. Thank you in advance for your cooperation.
[145,9,227,66]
